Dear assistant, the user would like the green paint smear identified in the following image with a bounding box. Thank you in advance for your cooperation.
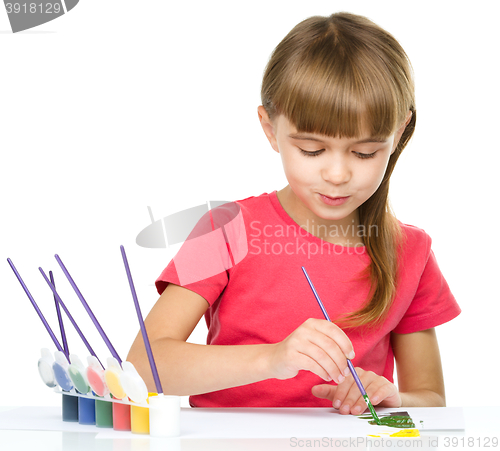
[358,412,415,429]
[369,416,415,428]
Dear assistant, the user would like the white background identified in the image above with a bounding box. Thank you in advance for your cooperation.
[0,0,498,410]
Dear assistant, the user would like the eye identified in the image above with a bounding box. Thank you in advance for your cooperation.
[299,148,324,157]
[354,151,377,159]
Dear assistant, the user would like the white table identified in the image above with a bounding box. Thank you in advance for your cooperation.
[0,406,498,451]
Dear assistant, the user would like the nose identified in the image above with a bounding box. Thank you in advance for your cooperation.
[321,154,351,185]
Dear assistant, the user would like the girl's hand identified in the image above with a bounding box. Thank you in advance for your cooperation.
[268,318,355,384]
[311,367,401,414]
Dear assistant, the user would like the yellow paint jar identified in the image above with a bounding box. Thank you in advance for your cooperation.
[131,393,157,434]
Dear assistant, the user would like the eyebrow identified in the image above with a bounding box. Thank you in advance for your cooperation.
[287,133,388,144]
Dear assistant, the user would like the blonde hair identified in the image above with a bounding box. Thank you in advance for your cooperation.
[261,12,415,328]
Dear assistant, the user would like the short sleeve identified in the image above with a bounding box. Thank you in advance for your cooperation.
[393,248,461,334]
[155,201,248,306]
[155,259,229,306]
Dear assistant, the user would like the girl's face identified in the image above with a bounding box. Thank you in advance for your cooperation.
[258,106,411,229]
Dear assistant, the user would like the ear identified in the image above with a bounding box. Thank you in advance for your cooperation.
[390,110,413,155]
[257,105,280,153]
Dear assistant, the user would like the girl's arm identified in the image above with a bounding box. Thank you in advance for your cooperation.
[127,283,354,395]
[392,328,446,407]
[126,283,271,395]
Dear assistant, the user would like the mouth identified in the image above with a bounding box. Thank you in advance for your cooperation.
[318,193,350,206]
[320,194,349,200]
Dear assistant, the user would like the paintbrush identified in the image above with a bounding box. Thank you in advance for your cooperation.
[301,266,381,425]
[120,245,163,395]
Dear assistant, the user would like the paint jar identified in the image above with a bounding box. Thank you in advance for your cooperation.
[118,361,152,435]
[67,354,95,425]
[112,397,131,431]
[62,392,79,422]
[68,355,90,393]
[120,361,149,404]
[104,357,131,431]
[86,356,109,397]
[53,352,78,422]
[38,348,57,388]
[131,392,157,435]
[149,394,181,437]
[95,397,113,428]
[105,357,127,399]
[77,396,96,425]
[53,351,74,392]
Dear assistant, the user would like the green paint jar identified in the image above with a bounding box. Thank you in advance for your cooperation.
[95,398,113,428]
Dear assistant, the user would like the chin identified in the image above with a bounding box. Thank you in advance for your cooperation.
[312,206,352,221]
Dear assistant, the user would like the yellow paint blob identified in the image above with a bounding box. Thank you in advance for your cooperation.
[105,369,127,399]
[390,429,420,438]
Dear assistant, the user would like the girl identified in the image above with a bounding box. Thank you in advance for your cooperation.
[127,12,460,414]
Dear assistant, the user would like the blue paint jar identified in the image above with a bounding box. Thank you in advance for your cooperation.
[78,396,96,425]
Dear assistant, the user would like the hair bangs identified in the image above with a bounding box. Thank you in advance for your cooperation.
[263,14,413,141]
[275,43,404,140]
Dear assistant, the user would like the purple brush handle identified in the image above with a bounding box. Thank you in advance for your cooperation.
[120,245,163,394]
[54,254,122,364]
[50,271,69,358]
[7,258,64,353]
[346,359,366,396]
[39,267,104,369]
[302,266,367,395]
[301,267,331,322]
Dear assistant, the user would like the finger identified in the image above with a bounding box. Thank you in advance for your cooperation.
[369,379,399,406]
[303,321,352,379]
[305,337,349,383]
[339,380,367,415]
[351,381,387,415]
[339,370,378,415]
[311,384,338,401]
[294,351,333,382]
[309,318,355,360]
[291,332,345,383]
[350,395,370,416]
[331,376,355,410]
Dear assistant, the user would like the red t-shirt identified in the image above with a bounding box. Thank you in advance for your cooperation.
[155,191,461,407]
